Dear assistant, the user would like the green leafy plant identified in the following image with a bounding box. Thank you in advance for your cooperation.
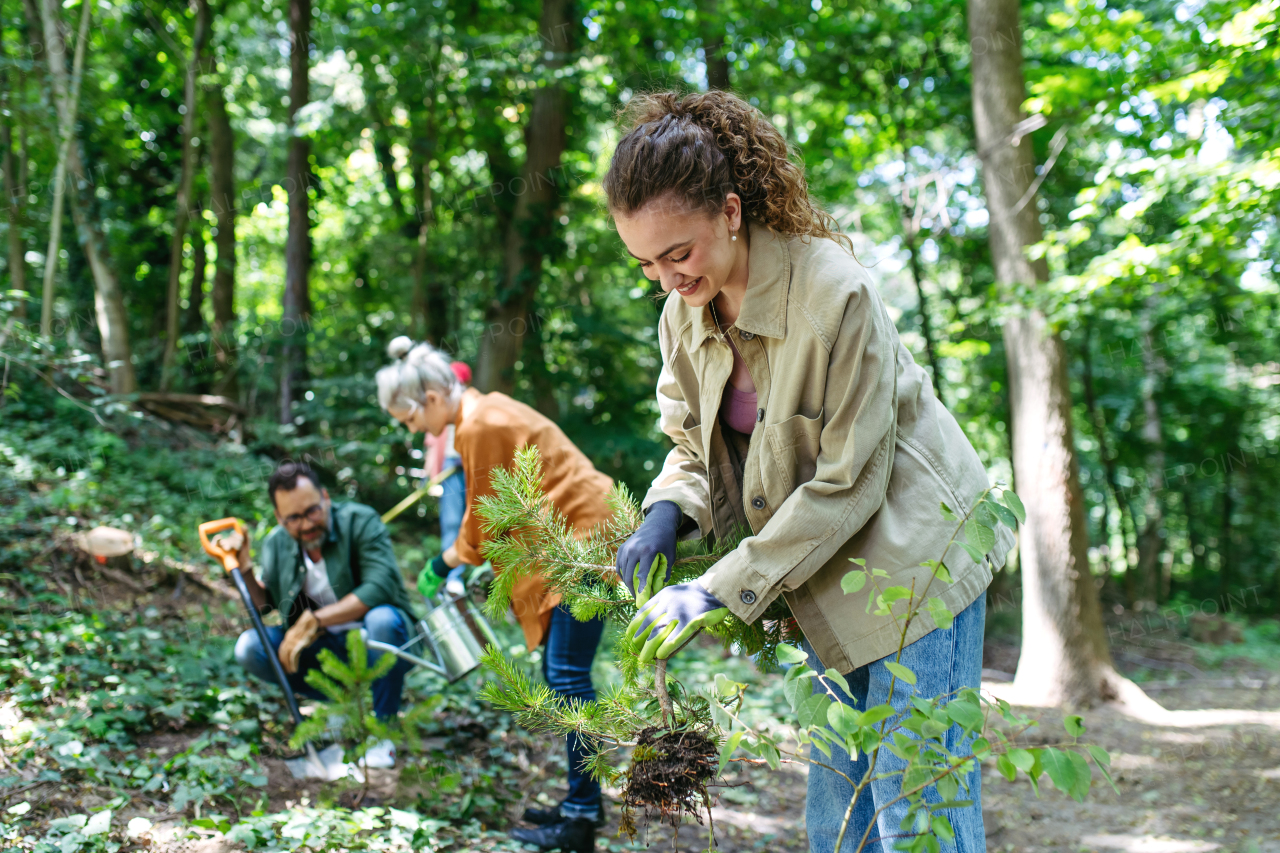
[477,449,1114,849]
[287,630,397,806]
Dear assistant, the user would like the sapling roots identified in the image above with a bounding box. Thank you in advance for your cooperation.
[619,726,717,836]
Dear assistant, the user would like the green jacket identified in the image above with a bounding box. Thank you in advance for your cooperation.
[256,501,415,629]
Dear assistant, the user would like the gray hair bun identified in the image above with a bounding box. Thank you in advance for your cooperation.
[387,336,414,360]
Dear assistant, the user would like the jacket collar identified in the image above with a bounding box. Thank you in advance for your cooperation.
[690,220,791,349]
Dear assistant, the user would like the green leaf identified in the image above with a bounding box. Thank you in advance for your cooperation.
[798,693,831,729]
[1086,745,1119,795]
[841,570,867,594]
[860,704,896,726]
[775,644,808,665]
[988,500,1018,528]
[965,519,995,554]
[714,673,744,701]
[823,668,852,697]
[939,502,957,521]
[885,661,917,685]
[783,670,810,712]
[881,586,912,605]
[848,558,866,566]
[959,541,985,563]
[828,703,862,737]
[871,568,891,578]
[930,561,954,583]
[973,501,1000,529]
[717,731,744,777]
[1068,750,1093,801]
[1064,715,1086,737]
[970,737,991,758]
[931,814,955,842]
[1001,490,1026,524]
[1040,748,1079,799]
[995,753,1016,782]
[927,598,954,630]
[944,696,982,731]
[1007,748,1035,772]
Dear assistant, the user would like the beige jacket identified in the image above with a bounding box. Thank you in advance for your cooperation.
[642,221,1014,673]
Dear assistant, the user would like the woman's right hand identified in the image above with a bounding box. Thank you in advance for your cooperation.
[615,501,683,603]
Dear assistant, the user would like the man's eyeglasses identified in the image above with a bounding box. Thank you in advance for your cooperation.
[282,503,326,528]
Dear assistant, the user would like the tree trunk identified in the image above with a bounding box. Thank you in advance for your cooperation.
[1135,304,1166,603]
[475,0,571,394]
[160,0,211,389]
[183,209,206,333]
[698,0,730,91]
[202,15,238,398]
[36,0,135,392]
[968,0,1120,707]
[280,0,310,424]
[37,0,91,337]
[0,29,27,315]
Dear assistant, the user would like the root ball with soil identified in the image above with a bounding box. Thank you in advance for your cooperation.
[620,726,718,834]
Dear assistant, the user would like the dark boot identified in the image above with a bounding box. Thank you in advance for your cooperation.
[509,817,595,852]
[521,798,607,829]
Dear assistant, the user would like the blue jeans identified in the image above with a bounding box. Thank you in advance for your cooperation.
[805,596,986,853]
[234,604,414,720]
[440,464,468,587]
[439,463,465,552]
[543,605,605,821]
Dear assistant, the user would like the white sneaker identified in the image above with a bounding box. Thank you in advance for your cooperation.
[363,739,396,769]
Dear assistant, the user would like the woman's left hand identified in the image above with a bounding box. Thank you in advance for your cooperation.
[626,579,729,663]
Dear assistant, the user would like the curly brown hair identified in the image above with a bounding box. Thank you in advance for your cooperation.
[602,90,852,252]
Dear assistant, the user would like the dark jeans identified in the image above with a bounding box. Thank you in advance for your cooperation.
[543,605,605,821]
[234,604,414,720]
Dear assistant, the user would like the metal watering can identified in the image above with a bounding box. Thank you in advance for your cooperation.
[363,571,500,683]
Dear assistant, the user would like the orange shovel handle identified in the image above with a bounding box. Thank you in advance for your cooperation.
[198,517,245,570]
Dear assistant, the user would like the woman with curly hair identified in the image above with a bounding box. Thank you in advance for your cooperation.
[609,91,1012,852]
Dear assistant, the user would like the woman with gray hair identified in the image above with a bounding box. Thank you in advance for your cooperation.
[378,336,614,853]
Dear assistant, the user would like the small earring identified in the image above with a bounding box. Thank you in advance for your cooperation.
[731,231,737,242]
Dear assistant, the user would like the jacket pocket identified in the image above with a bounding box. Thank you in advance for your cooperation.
[765,411,823,496]
[680,411,704,461]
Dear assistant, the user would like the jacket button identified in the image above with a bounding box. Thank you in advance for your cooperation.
[741,331,755,341]
[751,496,765,510]
[756,408,765,423]
[740,589,757,605]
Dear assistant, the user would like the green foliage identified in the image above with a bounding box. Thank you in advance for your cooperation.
[289,630,397,796]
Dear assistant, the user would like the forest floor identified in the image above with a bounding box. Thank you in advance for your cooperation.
[3,555,1280,853]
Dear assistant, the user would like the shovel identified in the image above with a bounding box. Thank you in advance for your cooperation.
[198,517,350,781]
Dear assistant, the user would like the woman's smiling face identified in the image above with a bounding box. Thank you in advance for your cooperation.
[613,193,745,310]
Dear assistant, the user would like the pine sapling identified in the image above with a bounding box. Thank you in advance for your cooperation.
[289,630,396,806]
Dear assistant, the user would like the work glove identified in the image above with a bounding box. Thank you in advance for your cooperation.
[215,528,251,572]
[279,609,323,674]
[615,501,682,606]
[626,579,729,664]
[417,554,450,601]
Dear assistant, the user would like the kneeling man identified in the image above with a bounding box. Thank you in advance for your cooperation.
[228,461,416,731]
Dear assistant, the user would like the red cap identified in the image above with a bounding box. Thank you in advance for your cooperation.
[450,361,472,385]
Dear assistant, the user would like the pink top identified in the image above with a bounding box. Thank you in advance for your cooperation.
[720,332,758,433]
[721,385,759,433]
